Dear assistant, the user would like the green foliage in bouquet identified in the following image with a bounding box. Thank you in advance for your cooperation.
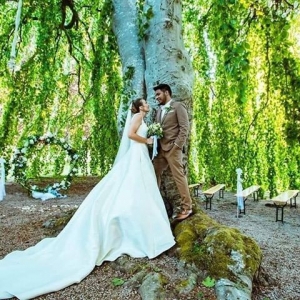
[147,123,163,138]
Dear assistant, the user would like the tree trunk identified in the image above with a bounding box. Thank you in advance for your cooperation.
[112,0,194,204]
[112,0,146,132]
[143,0,194,205]
[144,0,194,107]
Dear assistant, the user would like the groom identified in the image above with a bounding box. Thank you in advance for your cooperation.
[152,83,193,221]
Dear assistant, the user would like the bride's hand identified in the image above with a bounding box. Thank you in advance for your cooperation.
[146,137,153,145]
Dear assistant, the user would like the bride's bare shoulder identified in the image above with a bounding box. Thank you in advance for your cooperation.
[132,113,142,121]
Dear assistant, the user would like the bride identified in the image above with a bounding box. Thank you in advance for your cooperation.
[0,98,175,300]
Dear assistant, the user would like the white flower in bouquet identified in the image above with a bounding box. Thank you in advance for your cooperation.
[45,132,53,138]
[147,123,163,138]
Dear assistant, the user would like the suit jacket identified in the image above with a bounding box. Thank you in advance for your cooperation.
[155,101,189,151]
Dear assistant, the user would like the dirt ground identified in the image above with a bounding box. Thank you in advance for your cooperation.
[1,178,300,300]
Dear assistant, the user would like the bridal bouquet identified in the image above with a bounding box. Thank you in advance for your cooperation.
[147,123,163,160]
[147,123,163,138]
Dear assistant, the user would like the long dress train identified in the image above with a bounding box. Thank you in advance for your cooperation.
[0,119,175,300]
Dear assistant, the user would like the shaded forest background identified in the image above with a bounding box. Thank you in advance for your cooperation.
[0,0,299,197]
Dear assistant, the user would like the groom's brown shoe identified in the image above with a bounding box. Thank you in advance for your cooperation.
[174,209,193,221]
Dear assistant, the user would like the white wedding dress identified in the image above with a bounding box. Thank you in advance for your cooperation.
[0,116,175,300]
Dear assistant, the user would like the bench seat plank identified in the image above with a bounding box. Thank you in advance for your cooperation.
[203,184,225,210]
[272,190,299,205]
[240,185,260,198]
[270,190,299,222]
[204,184,225,196]
[235,185,261,215]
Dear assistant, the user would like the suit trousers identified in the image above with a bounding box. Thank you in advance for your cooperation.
[153,145,192,211]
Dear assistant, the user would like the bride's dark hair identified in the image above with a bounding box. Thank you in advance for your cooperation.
[131,98,143,114]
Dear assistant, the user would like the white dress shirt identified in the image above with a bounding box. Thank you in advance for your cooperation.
[161,100,172,120]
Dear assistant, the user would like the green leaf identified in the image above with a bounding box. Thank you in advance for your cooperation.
[202,276,215,288]
[111,277,125,286]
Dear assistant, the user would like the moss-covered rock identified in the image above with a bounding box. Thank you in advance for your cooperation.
[138,272,167,300]
[173,207,262,297]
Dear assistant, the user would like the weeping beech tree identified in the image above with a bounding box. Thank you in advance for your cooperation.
[184,0,300,196]
[112,0,193,108]
[0,0,299,196]
[113,0,194,201]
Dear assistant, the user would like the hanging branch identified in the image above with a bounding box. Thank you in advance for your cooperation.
[198,4,214,26]
[239,7,257,37]
[62,29,88,109]
[272,0,294,10]
[53,29,62,65]
[283,0,294,7]
[242,27,271,151]
[78,19,95,54]
[8,0,23,72]
[60,0,79,30]
[0,28,15,60]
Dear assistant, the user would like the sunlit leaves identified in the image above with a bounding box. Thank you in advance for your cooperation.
[183,0,300,192]
[0,0,299,192]
[0,0,121,177]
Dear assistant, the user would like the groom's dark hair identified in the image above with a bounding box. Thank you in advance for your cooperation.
[153,83,172,96]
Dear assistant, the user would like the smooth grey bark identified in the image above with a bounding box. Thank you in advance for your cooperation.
[144,0,194,107]
[112,0,146,132]
[112,0,194,121]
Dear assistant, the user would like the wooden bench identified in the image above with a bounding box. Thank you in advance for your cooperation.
[235,185,261,214]
[270,190,299,222]
[203,184,225,210]
[188,183,201,197]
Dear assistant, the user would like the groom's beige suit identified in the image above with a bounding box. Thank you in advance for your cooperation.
[153,100,192,212]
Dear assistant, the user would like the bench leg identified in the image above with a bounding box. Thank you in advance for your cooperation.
[194,186,199,197]
[219,188,224,199]
[253,191,259,201]
[290,196,297,208]
[204,195,213,210]
[275,205,285,223]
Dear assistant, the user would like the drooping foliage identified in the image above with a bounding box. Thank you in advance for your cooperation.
[0,0,122,178]
[0,0,299,196]
[184,0,300,196]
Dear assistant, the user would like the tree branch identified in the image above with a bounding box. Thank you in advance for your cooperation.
[61,0,79,30]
